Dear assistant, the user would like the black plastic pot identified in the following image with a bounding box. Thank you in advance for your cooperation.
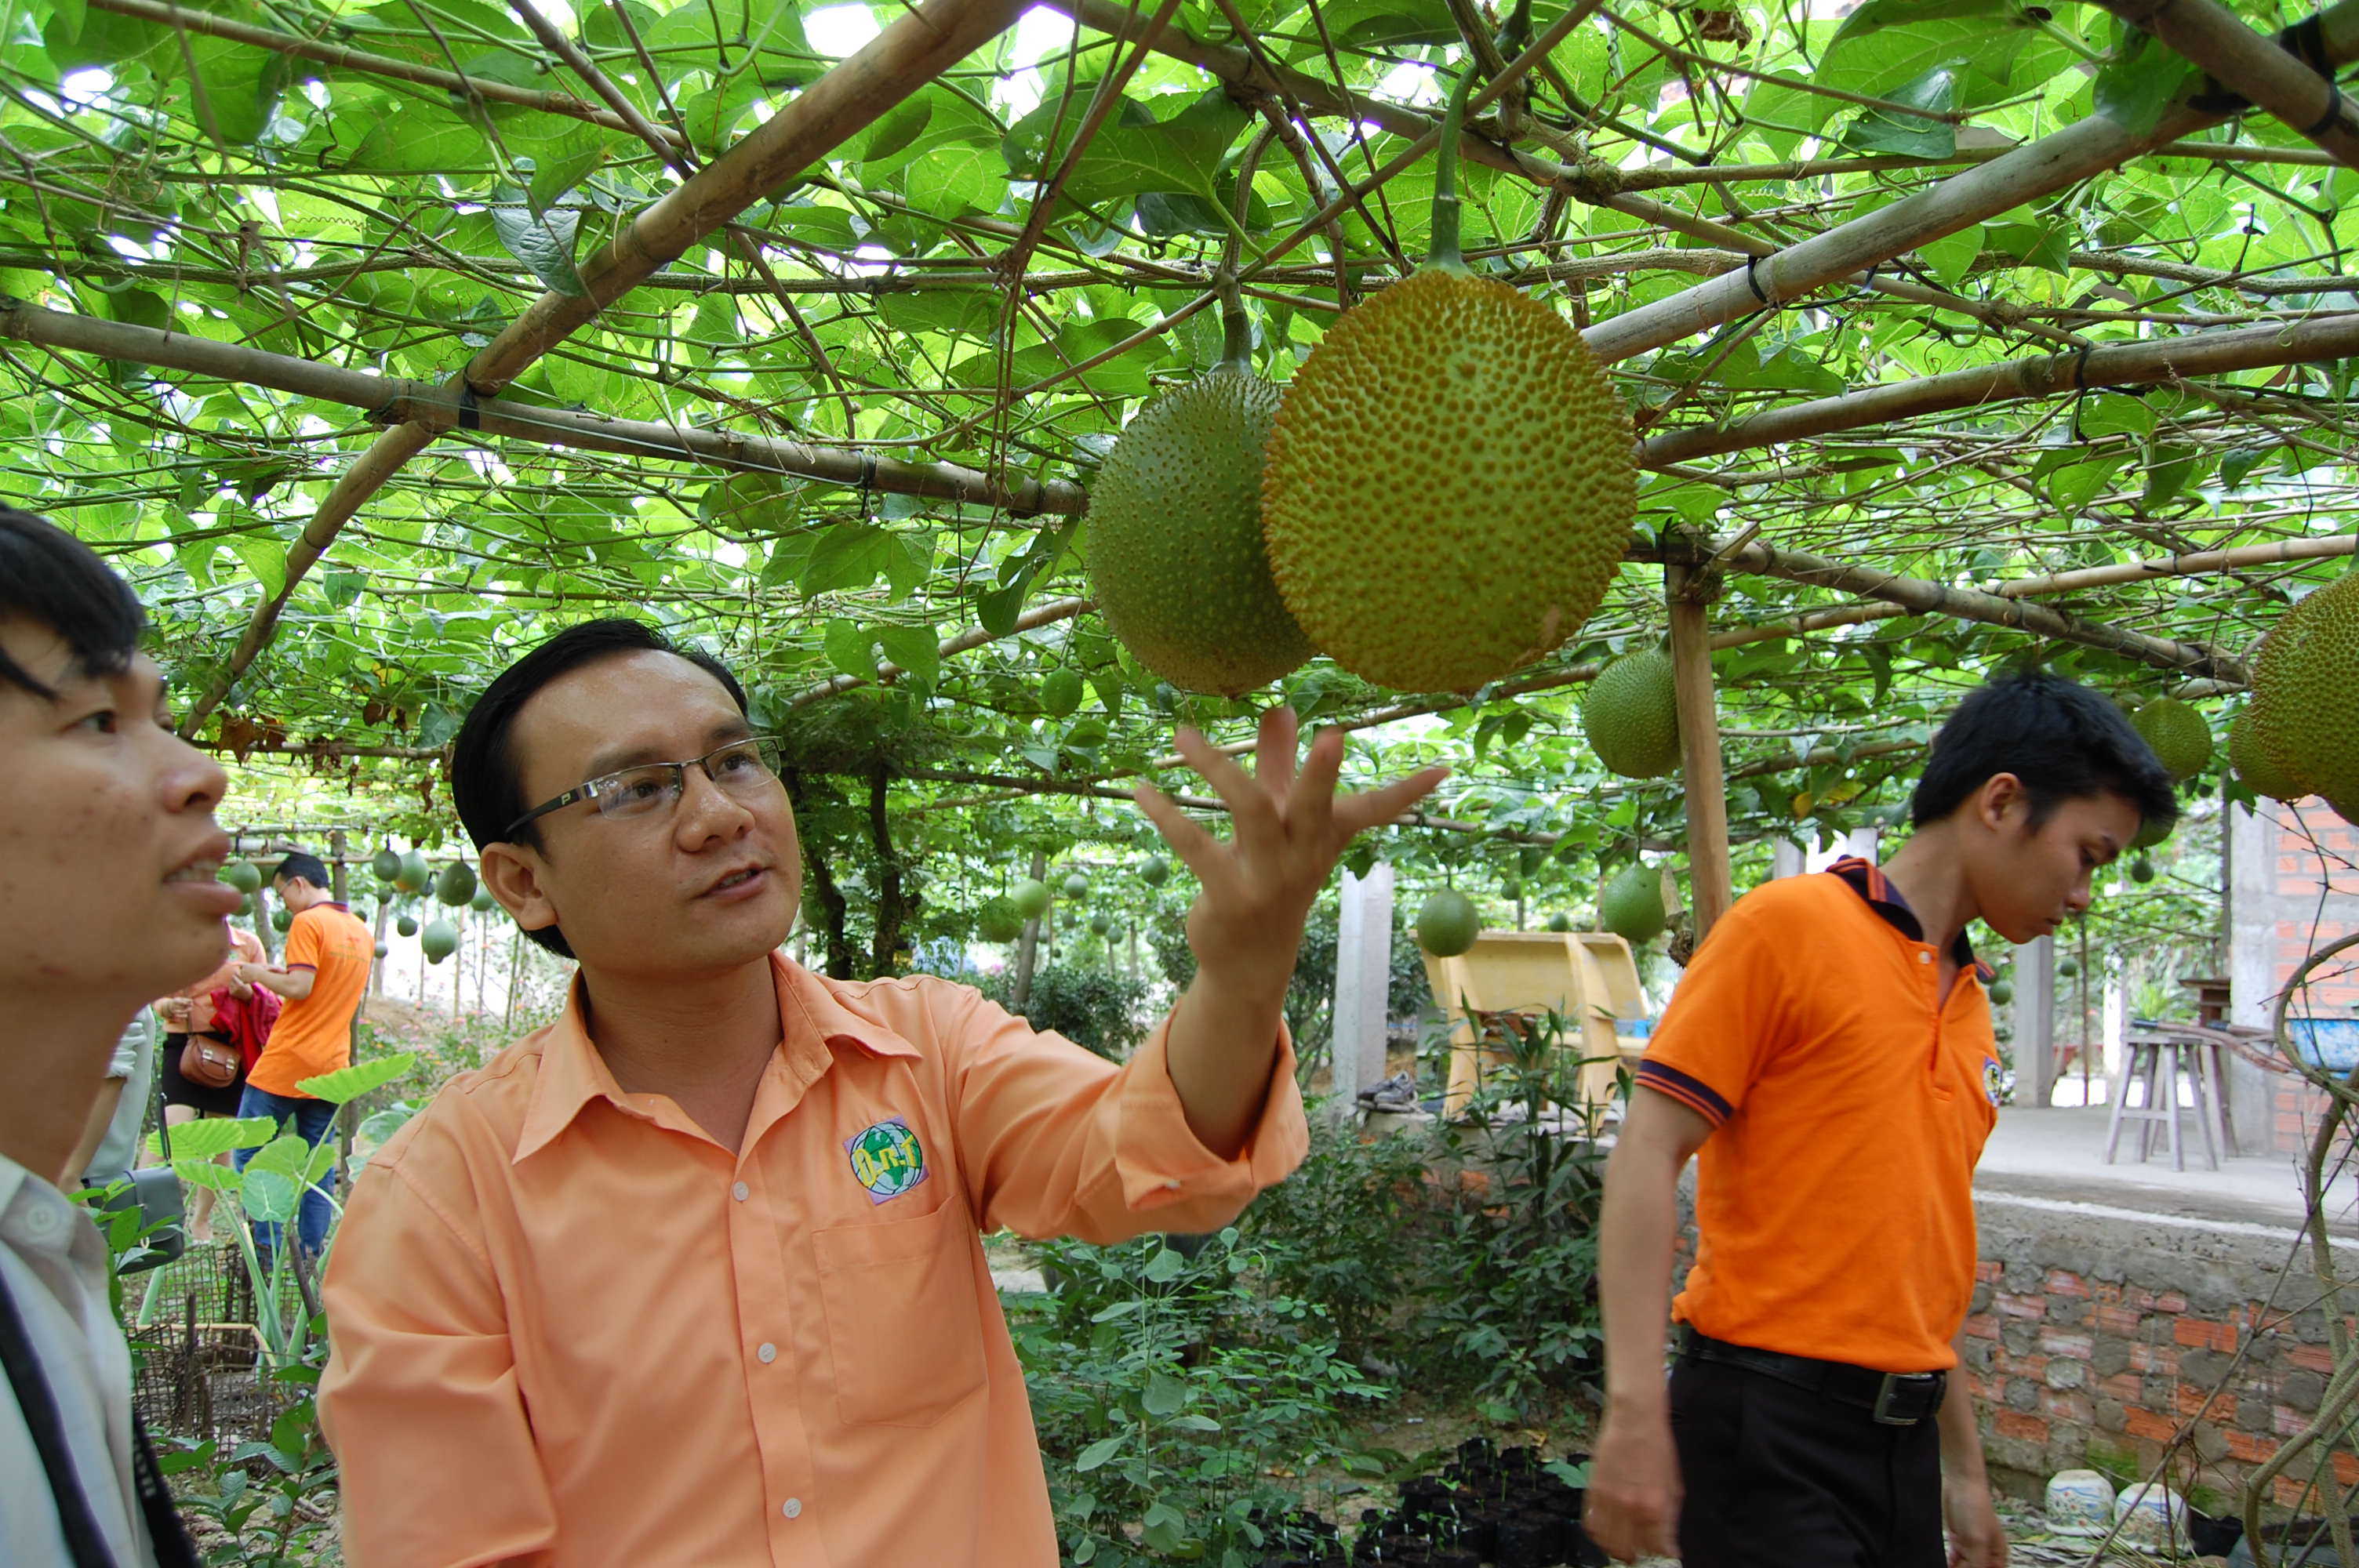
[1492,1512,1561,1568]
[1430,1550,1481,1568]
[2186,1508,2242,1557]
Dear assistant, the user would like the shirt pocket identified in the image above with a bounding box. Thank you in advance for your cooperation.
[812,1198,989,1427]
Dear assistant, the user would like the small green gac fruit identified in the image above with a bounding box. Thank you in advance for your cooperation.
[1416,889,1481,956]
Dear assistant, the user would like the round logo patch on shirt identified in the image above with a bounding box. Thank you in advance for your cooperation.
[1983,1057,2005,1107]
[845,1116,929,1205]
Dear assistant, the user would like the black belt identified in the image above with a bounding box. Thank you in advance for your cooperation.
[1679,1327,1948,1426]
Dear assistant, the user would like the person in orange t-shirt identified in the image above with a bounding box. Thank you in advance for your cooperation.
[233,851,373,1261]
[1585,673,2179,1568]
[318,619,1447,1568]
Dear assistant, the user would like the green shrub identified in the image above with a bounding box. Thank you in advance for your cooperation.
[984,961,1150,1058]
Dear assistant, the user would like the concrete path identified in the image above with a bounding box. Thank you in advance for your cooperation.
[1977,1106,2359,1236]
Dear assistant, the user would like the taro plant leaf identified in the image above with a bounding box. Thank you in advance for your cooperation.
[148,1114,276,1162]
[239,1132,314,1224]
[490,204,587,296]
[296,1051,416,1105]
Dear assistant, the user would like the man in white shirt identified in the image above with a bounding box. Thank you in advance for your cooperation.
[1,506,232,1567]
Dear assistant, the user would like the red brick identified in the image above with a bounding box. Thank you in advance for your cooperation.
[1974,1259,2002,1283]
[2291,1344,2337,1374]
[2039,1328,2095,1360]
[2124,1286,2157,1310]
[1992,1410,2049,1443]
[2092,1279,2124,1305]
[2336,1450,2359,1486]
[2175,1317,2237,1351]
[2130,1343,2179,1375]
[2228,1428,2281,1465]
[1994,1292,2046,1322]
[2178,1385,2234,1421]
[2045,1269,2090,1298]
[1995,1349,2049,1382]
[2154,1290,2190,1314]
[2094,1305,2143,1337]
[1960,1312,2000,1342]
[2277,1404,2312,1438]
[2038,1388,2094,1425]
[2099,1372,2143,1403]
[1968,1372,2001,1403]
[2125,1407,2179,1442]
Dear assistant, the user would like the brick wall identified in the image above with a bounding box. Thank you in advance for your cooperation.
[1967,1192,2357,1510]
[2254,808,2359,1156]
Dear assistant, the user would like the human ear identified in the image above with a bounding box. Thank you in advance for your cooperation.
[480,842,562,938]
[1976,772,2028,833]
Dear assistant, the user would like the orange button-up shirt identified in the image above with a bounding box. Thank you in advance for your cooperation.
[318,952,1307,1566]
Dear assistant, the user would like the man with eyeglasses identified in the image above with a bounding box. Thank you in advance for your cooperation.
[318,618,1445,1566]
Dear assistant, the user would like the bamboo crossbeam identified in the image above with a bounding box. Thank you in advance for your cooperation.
[2088,0,2359,169]
[0,299,1087,514]
[1674,536,2249,684]
[1990,535,2358,598]
[1582,0,2359,361]
[82,0,682,143]
[165,0,1029,735]
[1637,311,2359,465]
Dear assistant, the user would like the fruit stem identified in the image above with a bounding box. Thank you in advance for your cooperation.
[1428,0,1531,274]
[1214,267,1252,372]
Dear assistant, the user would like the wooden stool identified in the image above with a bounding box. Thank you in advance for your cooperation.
[2105,1036,2222,1171]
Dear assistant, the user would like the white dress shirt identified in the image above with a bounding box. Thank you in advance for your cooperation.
[1,1151,150,1566]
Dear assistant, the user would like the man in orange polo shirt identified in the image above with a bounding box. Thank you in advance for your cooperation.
[1586,672,2177,1568]
[318,619,1446,1566]
[234,851,374,1261]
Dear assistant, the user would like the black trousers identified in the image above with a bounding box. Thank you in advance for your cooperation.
[1670,1354,1944,1568]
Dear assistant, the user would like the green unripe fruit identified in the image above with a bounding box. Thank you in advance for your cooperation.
[1040,669,1085,718]
[373,942,390,959]
[222,861,263,895]
[1089,913,1112,936]
[1086,367,1314,696]
[1988,979,2014,1006]
[435,861,478,907]
[471,885,496,913]
[397,915,418,938]
[371,847,403,883]
[1012,880,1052,920]
[394,849,430,892]
[1599,865,1667,946]
[2129,697,2212,782]
[2056,956,2079,979]
[1416,889,1481,956]
[1518,846,1546,880]
[977,898,1025,944]
[1545,910,1573,932]
[1140,856,1170,887]
[271,906,292,932]
[236,895,254,918]
[1501,877,1522,902]
[2231,706,2306,803]
[1063,873,1090,900]
[421,920,460,964]
[1583,649,1682,779]
[2130,858,2155,884]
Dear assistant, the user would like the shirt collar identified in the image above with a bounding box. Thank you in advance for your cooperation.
[1826,856,1991,979]
[512,951,921,1164]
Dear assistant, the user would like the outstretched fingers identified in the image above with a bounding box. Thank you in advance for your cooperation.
[1175,724,1285,856]
[1333,764,1450,838]
[1132,782,1228,891]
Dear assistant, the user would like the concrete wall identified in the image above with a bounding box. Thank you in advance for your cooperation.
[1965,1191,2359,1509]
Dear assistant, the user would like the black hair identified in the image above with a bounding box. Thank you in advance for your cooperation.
[274,851,332,891]
[450,619,748,959]
[1911,670,2178,837]
[0,507,144,699]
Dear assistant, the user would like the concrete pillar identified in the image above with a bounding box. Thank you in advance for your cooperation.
[2227,797,2279,1151]
[1770,838,1805,880]
[1331,862,1395,1108]
[2017,934,2056,1107]
[1803,826,1881,875]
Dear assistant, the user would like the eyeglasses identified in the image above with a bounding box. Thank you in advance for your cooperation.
[506,736,784,837]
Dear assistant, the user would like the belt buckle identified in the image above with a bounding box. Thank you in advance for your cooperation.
[1872,1372,1932,1425]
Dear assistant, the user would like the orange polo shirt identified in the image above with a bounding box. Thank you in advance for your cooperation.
[318,952,1308,1567]
[1635,862,2001,1374]
[246,902,373,1097]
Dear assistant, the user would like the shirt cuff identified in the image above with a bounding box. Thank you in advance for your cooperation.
[1114,1007,1310,1215]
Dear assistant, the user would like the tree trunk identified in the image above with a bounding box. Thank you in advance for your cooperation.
[786,770,856,979]
[867,766,910,977]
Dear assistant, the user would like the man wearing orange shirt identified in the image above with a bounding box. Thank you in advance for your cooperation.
[234,851,373,1261]
[319,619,1445,1566]
[1584,672,2177,1568]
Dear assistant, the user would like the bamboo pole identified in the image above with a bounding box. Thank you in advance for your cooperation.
[2088,0,2359,169]
[1662,535,2249,684]
[166,0,1030,736]
[1667,561,1735,938]
[81,0,682,143]
[786,598,1096,708]
[1583,0,2359,360]
[1992,535,2357,598]
[1638,311,2359,466]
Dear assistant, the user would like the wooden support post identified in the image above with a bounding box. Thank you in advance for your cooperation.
[1667,562,1735,939]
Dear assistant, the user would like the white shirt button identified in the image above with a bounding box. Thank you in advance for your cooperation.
[732,1181,750,1202]
[20,1202,59,1237]
[1917,950,1932,964]
[1163,1178,1183,1191]
[758,1342,777,1363]
[782,1498,803,1519]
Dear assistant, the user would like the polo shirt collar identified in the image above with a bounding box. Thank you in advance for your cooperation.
[1826,856,1992,979]
[512,951,920,1164]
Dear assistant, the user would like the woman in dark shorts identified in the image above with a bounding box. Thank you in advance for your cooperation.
[152,924,265,1240]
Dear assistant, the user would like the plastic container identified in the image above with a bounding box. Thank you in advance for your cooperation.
[2045,1469,2115,1535]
